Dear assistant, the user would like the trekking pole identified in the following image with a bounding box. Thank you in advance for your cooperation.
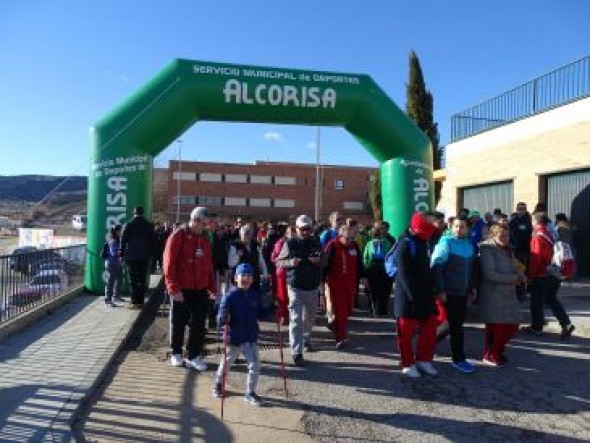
[221,323,229,421]
[276,312,289,398]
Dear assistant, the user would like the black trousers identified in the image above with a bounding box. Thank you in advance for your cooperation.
[366,266,393,315]
[126,259,149,304]
[445,294,468,363]
[530,277,570,330]
[170,289,210,359]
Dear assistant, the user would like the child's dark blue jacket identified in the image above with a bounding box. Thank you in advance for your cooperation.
[217,287,263,346]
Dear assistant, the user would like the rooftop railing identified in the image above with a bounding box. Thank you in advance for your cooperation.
[451,55,590,142]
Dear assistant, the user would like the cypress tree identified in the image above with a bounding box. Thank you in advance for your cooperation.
[406,51,442,204]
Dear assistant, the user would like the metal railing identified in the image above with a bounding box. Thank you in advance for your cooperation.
[451,55,590,142]
[0,245,86,324]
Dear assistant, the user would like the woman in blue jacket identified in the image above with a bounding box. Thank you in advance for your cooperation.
[431,217,476,373]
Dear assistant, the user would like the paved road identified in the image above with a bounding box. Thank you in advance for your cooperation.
[81,285,590,442]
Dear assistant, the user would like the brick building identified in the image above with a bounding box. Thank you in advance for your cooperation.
[164,160,377,222]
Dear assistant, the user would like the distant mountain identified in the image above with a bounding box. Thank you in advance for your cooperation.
[0,175,87,202]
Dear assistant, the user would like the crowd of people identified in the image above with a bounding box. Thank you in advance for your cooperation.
[102,202,577,404]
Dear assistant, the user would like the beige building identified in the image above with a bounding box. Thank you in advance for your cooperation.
[437,55,590,276]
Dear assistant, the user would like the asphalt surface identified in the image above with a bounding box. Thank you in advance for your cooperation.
[81,285,590,442]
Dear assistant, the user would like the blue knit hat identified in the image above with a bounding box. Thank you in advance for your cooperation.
[235,263,254,276]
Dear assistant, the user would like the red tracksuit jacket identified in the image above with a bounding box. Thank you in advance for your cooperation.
[163,227,215,295]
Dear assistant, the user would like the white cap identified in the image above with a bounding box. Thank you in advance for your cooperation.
[190,206,209,221]
[295,214,313,228]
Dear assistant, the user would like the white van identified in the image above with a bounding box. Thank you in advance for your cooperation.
[72,214,87,231]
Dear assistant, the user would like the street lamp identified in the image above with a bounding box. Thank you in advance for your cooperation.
[175,139,182,223]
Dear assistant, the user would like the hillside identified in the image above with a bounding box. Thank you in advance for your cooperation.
[0,175,87,227]
[0,175,87,201]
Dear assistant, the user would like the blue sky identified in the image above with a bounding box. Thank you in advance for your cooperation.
[1,0,589,176]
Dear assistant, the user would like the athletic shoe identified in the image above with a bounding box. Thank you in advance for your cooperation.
[114,295,124,302]
[293,354,305,367]
[416,361,438,376]
[560,324,575,339]
[185,356,207,371]
[482,356,501,367]
[336,340,347,350]
[104,300,115,307]
[304,343,315,353]
[244,392,262,405]
[212,383,222,398]
[170,354,184,367]
[452,360,476,374]
[401,365,421,378]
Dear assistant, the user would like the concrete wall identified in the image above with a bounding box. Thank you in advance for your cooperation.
[439,96,590,215]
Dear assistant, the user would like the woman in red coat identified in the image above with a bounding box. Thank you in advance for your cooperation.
[324,225,364,348]
[272,224,297,325]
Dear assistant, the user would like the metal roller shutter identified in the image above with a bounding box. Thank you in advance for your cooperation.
[461,181,513,215]
[548,169,590,276]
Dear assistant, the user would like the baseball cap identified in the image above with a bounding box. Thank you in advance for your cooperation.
[235,263,254,276]
[468,210,480,219]
[295,214,313,228]
[190,206,210,221]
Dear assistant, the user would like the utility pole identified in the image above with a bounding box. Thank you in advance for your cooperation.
[175,139,182,223]
[314,127,322,222]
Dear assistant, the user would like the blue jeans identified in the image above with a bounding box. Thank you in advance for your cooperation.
[105,264,123,302]
[530,277,570,330]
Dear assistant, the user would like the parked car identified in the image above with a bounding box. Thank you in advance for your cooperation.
[9,246,39,274]
[29,256,81,276]
[11,270,68,307]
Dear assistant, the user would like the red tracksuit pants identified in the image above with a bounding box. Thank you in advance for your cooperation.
[328,282,355,342]
[275,270,289,321]
[397,315,438,368]
[484,323,519,363]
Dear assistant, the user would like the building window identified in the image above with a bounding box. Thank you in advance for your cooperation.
[198,196,223,206]
[335,179,344,190]
[249,198,272,207]
[173,196,197,205]
[225,173,248,183]
[250,175,273,184]
[343,201,364,211]
[224,197,247,207]
[274,198,295,208]
[199,173,222,182]
[172,172,197,181]
[274,176,296,186]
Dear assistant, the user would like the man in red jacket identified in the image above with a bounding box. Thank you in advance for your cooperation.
[324,225,365,349]
[524,212,575,339]
[164,206,216,370]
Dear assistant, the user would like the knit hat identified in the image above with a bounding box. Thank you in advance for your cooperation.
[235,263,254,276]
[410,212,436,242]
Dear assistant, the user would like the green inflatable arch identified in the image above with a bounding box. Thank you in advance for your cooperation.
[86,59,433,292]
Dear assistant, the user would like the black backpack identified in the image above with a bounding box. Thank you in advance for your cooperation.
[101,242,110,259]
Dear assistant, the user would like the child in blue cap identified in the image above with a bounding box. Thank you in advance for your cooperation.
[213,262,264,405]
